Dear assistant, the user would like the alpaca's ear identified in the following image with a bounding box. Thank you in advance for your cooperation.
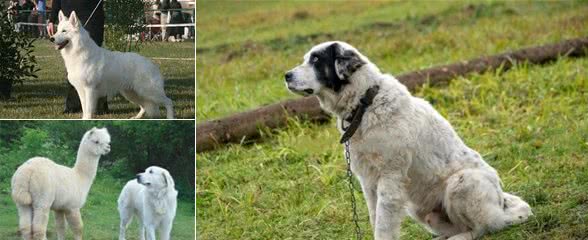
[162,170,175,192]
[58,10,66,22]
[69,11,79,27]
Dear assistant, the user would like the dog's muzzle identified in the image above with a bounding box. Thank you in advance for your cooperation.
[285,71,314,95]
[51,38,70,50]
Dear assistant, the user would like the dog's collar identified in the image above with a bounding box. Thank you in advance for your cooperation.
[340,85,380,144]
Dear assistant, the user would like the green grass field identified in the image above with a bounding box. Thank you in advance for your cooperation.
[0,177,195,240]
[0,40,195,119]
[196,1,588,239]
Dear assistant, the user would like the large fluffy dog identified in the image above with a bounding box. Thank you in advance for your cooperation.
[11,127,111,240]
[285,41,532,240]
[51,11,174,119]
[118,166,178,240]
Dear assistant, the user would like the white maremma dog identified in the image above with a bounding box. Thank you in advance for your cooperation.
[118,166,178,240]
[285,41,533,240]
[51,11,174,119]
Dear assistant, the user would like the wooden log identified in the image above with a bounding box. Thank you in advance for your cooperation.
[197,37,588,153]
[196,97,329,152]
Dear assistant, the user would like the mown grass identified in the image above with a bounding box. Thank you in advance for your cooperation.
[196,1,588,239]
[0,40,195,119]
[0,177,195,240]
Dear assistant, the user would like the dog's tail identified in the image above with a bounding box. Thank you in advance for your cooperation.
[11,164,34,205]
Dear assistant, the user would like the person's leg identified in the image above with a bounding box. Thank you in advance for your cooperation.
[63,80,82,113]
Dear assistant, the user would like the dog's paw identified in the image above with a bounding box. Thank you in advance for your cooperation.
[507,204,533,224]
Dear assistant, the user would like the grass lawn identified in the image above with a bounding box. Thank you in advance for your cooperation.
[0,177,195,239]
[0,40,195,119]
[196,1,588,239]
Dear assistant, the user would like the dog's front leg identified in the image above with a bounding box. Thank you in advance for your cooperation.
[83,88,98,119]
[145,225,157,240]
[359,177,378,227]
[374,173,407,240]
[159,220,173,240]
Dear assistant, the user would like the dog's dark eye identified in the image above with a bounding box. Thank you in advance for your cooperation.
[61,30,66,33]
[150,170,153,174]
[311,56,319,64]
[93,140,99,144]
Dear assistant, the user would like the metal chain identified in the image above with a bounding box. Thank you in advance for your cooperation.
[344,140,363,240]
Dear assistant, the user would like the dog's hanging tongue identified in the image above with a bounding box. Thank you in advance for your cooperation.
[55,40,70,50]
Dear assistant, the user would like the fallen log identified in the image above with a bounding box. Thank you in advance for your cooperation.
[197,37,588,153]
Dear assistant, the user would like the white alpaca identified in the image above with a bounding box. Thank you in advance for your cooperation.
[11,128,111,240]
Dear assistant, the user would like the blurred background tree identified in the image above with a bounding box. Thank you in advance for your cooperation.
[104,0,147,52]
[0,2,39,100]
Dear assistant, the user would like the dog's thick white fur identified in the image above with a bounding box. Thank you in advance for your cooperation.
[11,128,111,240]
[52,11,174,119]
[118,166,178,240]
[286,41,533,240]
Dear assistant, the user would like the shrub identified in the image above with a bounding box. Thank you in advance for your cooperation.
[0,4,39,99]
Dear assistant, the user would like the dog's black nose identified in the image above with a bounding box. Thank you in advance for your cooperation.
[49,37,55,42]
[285,72,293,82]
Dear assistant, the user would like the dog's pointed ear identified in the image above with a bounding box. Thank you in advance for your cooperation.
[334,44,366,81]
[58,10,66,23]
[69,11,79,27]
[162,170,175,192]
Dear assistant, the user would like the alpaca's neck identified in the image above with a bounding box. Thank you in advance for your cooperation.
[73,147,101,187]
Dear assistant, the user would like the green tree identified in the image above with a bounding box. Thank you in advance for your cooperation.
[0,3,39,99]
[104,0,147,52]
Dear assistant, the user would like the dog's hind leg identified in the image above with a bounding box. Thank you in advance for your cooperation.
[162,97,174,119]
[121,90,146,119]
[142,102,161,119]
[446,232,476,240]
[132,107,146,119]
[55,210,66,240]
[145,92,174,119]
[443,169,532,239]
[118,210,132,240]
[16,205,33,240]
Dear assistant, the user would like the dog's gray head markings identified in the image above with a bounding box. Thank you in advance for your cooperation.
[285,41,366,96]
[50,10,81,50]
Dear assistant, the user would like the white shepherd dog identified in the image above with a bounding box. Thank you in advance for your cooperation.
[118,166,178,240]
[51,11,174,119]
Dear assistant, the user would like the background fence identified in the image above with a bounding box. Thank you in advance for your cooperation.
[8,0,195,41]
